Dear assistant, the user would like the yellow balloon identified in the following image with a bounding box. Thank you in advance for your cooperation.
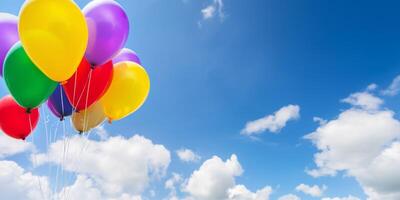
[71,102,106,133]
[101,62,150,121]
[19,0,88,82]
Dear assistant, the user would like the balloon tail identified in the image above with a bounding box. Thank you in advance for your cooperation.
[108,118,113,124]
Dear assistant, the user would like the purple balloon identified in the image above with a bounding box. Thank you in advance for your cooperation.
[112,48,142,65]
[0,13,19,77]
[83,0,130,65]
[47,85,73,120]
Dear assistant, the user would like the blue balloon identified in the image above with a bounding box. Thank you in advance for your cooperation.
[47,85,73,120]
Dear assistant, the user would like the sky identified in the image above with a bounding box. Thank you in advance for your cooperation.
[1,0,400,200]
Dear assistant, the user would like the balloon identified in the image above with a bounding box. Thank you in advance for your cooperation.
[83,0,129,65]
[71,101,105,133]
[0,13,19,77]
[4,43,57,109]
[63,58,113,111]
[19,0,88,82]
[101,62,150,121]
[47,85,73,120]
[0,95,39,140]
[112,48,141,65]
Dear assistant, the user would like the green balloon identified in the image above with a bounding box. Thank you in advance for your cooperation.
[3,42,57,109]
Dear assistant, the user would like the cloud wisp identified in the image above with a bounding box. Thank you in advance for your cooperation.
[241,104,300,136]
[176,148,201,163]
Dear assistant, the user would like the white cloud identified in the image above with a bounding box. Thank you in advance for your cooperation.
[278,194,301,200]
[184,154,243,200]
[0,160,51,200]
[58,175,142,200]
[313,117,327,126]
[366,83,378,91]
[321,196,360,200]
[58,175,102,200]
[183,154,271,200]
[241,105,300,136]
[94,125,109,140]
[201,0,224,21]
[341,92,383,110]
[177,149,201,163]
[295,184,326,197]
[227,185,272,200]
[33,135,171,197]
[165,173,183,190]
[382,75,400,96]
[305,108,400,177]
[307,91,400,199]
[0,133,33,158]
[165,173,183,200]
[0,159,146,200]
[352,142,400,200]
[202,5,216,19]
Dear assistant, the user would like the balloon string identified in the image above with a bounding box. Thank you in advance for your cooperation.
[73,70,92,111]
[64,68,95,200]
[41,106,52,198]
[59,85,72,199]
[63,128,95,200]
[52,119,61,196]
[29,114,46,200]
[83,69,93,132]
[61,113,68,199]
[61,66,92,199]
[72,65,79,109]
[59,84,67,196]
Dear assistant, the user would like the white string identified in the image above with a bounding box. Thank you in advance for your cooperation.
[29,111,47,200]
[64,68,94,200]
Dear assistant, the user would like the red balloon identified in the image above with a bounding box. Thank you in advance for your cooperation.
[63,58,113,111]
[0,95,39,140]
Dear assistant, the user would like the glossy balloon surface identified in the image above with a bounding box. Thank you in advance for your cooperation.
[83,0,129,65]
[3,43,57,109]
[63,58,113,111]
[19,0,88,81]
[0,95,39,140]
[101,62,150,121]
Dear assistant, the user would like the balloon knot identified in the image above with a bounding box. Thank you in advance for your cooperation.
[60,116,64,121]
[78,131,83,135]
[26,108,32,114]
[60,80,68,85]
[90,64,96,70]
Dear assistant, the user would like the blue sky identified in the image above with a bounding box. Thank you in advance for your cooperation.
[2,0,400,200]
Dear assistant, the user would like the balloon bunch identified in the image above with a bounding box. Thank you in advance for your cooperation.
[0,0,150,140]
